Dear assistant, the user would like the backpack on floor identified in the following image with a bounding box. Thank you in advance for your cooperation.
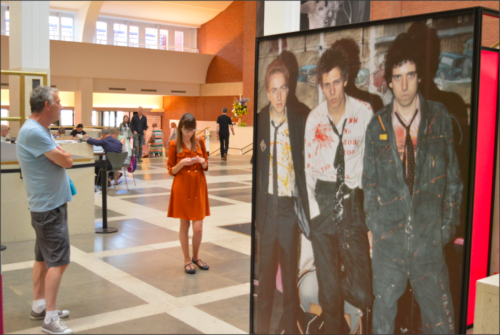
[128,154,137,173]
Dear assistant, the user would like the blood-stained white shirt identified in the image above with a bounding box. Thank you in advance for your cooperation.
[304,95,374,219]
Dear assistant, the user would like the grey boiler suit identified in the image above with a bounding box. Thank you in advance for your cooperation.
[362,93,463,334]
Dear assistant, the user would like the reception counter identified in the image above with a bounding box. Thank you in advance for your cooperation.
[1,142,96,243]
[474,274,499,334]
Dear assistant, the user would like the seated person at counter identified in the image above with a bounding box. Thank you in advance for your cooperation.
[54,127,67,138]
[115,134,132,183]
[1,125,11,142]
[70,123,89,139]
[87,127,122,185]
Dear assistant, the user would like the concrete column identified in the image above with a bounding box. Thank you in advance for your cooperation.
[9,1,50,137]
[75,1,103,43]
[74,77,93,126]
[263,1,300,36]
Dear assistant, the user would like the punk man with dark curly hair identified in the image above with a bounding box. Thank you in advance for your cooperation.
[363,31,463,334]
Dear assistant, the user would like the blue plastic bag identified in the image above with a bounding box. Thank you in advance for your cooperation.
[69,177,77,196]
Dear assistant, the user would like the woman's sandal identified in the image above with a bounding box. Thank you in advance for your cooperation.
[192,258,209,270]
[184,263,196,274]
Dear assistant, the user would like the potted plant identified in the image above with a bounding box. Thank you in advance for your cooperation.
[232,95,250,127]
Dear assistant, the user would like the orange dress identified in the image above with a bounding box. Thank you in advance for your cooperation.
[167,137,210,220]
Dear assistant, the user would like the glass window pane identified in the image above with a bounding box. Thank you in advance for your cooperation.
[92,111,98,126]
[1,108,9,126]
[129,26,138,47]
[103,111,110,126]
[174,31,184,51]
[96,21,107,44]
[49,16,59,40]
[116,111,125,124]
[159,29,168,50]
[5,10,9,36]
[60,17,73,41]
[114,23,127,46]
[60,110,73,126]
[110,112,116,127]
[145,27,157,49]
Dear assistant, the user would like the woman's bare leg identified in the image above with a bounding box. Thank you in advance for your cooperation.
[179,219,193,270]
[192,220,203,264]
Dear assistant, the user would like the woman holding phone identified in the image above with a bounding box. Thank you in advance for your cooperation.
[167,113,210,274]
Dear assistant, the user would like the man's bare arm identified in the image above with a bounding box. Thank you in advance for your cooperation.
[44,146,73,168]
[230,125,235,136]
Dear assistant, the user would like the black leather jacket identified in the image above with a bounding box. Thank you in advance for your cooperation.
[254,105,310,236]
[362,92,463,273]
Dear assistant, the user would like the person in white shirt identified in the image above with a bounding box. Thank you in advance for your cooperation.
[1,124,10,142]
[304,41,374,334]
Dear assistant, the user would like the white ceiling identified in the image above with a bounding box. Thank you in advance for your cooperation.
[2,1,233,28]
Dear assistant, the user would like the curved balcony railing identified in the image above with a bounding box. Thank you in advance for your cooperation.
[94,39,199,53]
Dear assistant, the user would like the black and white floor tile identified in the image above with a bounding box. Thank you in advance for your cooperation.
[2,155,253,334]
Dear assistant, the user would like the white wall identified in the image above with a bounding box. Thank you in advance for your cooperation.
[263,1,300,36]
[1,35,214,87]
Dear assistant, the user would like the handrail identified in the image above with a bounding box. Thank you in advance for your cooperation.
[196,127,210,136]
[49,126,107,129]
[492,41,499,48]
[93,40,199,53]
[0,70,48,127]
[208,144,254,156]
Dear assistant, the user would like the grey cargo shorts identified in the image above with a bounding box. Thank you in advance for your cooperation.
[30,203,71,268]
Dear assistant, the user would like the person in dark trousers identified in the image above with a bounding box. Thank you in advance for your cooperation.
[216,108,234,161]
[362,32,463,334]
[254,58,310,334]
[304,42,374,334]
[130,106,148,162]
[87,127,123,185]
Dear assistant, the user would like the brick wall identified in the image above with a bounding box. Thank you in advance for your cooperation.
[371,1,499,46]
[162,95,237,141]
[243,1,257,126]
[198,1,245,84]
[163,1,257,128]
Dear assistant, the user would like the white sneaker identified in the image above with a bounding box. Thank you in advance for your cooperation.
[30,309,70,320]
[41,316,74,334]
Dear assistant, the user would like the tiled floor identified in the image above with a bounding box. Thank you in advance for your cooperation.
[1,155,253,334]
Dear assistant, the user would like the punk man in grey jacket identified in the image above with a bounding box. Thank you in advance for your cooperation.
[362,32,463,334]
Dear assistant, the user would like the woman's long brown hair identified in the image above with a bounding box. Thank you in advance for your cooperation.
[176,113,198,153]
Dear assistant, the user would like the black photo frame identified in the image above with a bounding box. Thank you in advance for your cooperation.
[250,6,499,334]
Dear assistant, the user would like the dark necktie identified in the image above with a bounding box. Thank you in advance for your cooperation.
[328,118,348,223]
[395,110,418,197]
[272,119,285,216]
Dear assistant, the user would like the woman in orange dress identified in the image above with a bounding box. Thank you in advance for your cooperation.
[167,113,210,274]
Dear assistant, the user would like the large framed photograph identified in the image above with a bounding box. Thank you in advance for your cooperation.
[250,7,498,334]
[300,1,371,30]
